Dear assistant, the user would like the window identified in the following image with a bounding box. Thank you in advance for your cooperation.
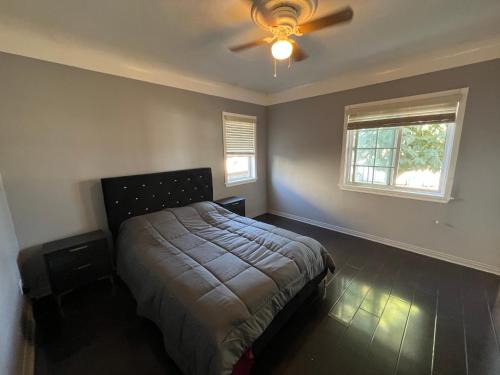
[339,89,468,202]
[223,112,257,186]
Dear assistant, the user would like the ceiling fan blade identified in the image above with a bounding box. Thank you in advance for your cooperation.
[229,38,270,52]
[298,6,353,34]
[291,41,308,62]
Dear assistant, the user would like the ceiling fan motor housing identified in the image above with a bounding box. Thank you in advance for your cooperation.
[251,0,318,35]
[273,6,298,29]
[229,1,353,66]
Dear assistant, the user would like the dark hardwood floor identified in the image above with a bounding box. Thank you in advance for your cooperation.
[34,214,500,375]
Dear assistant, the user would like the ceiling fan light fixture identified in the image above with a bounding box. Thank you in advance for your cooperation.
[271,39,293,60]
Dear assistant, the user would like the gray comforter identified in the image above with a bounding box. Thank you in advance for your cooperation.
[116,201,334,375]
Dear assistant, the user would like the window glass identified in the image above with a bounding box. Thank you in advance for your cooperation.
[347,124,450,192]
[223,113,257,185]
[395,124,448,191]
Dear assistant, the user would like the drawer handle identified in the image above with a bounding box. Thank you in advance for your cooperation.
[75,263,92,271]
[68,245,88,253]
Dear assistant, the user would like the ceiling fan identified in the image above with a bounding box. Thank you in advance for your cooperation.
[229,0,353,72]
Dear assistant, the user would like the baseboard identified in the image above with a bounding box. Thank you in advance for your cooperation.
[249,208,268,219]
[20,296,35,375]
[269,210,500,276]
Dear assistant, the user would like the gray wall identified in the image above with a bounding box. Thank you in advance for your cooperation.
[0,173,23,374]
[268,59,500,272]
[0,52,267,296]
[1,50,499,301]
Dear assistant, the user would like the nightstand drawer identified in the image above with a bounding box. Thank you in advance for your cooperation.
[45,239,109,272]
[42,230,114,312]
[225,201,245,216]
[49,260,111,294]
[215,196,246,216]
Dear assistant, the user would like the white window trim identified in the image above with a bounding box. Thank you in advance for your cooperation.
[338,88,469,203]
[222,112,258,187]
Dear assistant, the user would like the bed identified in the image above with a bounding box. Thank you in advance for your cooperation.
[101,168,334,375]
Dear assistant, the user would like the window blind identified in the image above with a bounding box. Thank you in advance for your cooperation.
[223,114,256,155]
[347,94,461,130]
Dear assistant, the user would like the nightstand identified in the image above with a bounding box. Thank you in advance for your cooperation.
[215,196,245,216]
[43,230,114,312]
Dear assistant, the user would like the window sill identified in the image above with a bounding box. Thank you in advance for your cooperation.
[338,183,452,203]
[225,178,257,187]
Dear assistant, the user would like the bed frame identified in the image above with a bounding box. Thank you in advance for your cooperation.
[100,167,327,360]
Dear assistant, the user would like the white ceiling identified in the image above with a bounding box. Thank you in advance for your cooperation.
[1,0,500,104]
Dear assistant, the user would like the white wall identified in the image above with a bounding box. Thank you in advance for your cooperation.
[268,59,500,274]
[0,173,24,374]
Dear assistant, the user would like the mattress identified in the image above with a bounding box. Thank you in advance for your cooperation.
[116,201,334,375]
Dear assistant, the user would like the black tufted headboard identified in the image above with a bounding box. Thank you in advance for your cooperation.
[101,168,213,238]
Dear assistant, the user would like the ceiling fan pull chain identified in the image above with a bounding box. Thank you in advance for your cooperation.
[288,56,291,70]
[274,58,277,78]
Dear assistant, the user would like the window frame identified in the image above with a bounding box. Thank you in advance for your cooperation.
[222,112,258,187]
[338,88,469,203]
